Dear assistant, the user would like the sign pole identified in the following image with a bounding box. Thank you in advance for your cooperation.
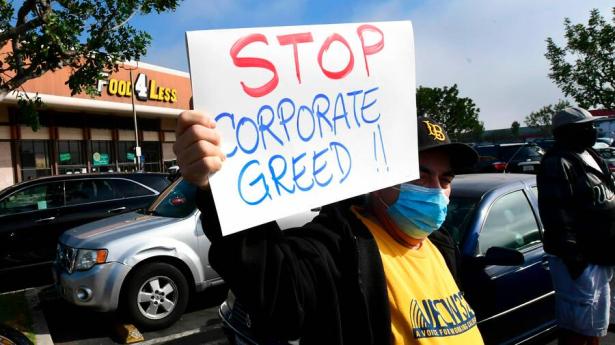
[128,66,141,171]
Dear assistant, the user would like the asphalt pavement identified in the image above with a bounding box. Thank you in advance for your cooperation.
[37,284,230,344]
[11,283,615,345]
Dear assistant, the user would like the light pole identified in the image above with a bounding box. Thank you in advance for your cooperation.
[125,63,141,171]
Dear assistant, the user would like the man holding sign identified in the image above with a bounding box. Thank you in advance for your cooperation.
[179,20,482,344]
[175,110,482,344]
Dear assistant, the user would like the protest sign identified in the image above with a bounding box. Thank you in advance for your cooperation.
[186,21,418,235]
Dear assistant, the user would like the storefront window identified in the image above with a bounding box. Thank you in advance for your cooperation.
[20,140,51,180]
[142,142,161,172]
[90,140,114,173]
[117,141,138,172]
[58,140,86,175]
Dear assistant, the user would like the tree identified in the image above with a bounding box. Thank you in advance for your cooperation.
[524,99,571,136]
[511,121,520,138]
[0,0,181,129]
[416,84,484,141]
[545,8,615,109]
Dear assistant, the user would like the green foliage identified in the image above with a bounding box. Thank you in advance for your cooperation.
[511,121,520,138]
[0,0,181,128]
[416,84,484,141]
[545,8,615,109]
[524,99,571,136]
[16,93,43,131]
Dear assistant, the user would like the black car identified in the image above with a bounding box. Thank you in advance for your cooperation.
[0,173,171,283]
[473,143,544,174]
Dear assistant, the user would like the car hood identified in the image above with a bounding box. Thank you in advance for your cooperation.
[60,211,191,248]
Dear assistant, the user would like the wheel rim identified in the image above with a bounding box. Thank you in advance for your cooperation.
[136,275,179,320]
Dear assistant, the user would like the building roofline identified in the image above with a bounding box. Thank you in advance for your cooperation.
[2,92,184,118]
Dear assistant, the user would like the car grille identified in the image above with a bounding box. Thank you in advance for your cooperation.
[56,243,78,274]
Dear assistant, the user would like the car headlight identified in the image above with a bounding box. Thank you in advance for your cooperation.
[73,249,108,271]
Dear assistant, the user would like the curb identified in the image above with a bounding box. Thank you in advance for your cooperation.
[25,288,54,345]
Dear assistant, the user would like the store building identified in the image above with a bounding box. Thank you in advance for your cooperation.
[0,62,190,190]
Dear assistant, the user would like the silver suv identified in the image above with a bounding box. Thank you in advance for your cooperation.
[53,178,317,330]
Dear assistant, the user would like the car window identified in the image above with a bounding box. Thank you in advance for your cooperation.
[499,145,523,161]
[475,146,498,159]
[93,180,116,201]
[65,180,97,205]
[0,182,64,215]
[108,179,156,198]
[131,175,171,192]
[598,148,615,159]
[443,196,479,246]
[148,178,196,218]
[478,190,541,254]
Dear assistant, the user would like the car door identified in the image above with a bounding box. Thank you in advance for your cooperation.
[0,181,64,272]
[467,188,554,344]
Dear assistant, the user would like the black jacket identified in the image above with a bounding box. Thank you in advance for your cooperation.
[537,145,615,273]
[197,190,461,344]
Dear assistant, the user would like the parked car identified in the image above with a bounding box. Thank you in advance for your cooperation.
[53,177,319,330]
[0,173,170,280]
[442,174,554,344]
[473,143,544,174]
[219,174,555,345]
[532,138,556,152]
[595,147,615,172]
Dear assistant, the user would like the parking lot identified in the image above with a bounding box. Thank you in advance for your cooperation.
[21,284,230,345]
[2,280,615,344]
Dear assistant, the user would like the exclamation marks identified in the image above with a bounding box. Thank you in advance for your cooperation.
[372,124,389,172]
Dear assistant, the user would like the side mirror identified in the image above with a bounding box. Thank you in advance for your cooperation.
[477,247,525,266]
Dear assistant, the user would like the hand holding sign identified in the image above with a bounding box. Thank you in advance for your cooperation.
[186,21,418,235]
[174,110,226,188]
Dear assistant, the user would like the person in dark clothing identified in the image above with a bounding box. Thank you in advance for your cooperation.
[175,111,482,344]
[537,107,615,345]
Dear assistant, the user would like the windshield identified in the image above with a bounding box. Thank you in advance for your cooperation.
[146,177,197,218]
[442,196,480,246]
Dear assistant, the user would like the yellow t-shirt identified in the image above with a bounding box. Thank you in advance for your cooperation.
[354,209,484,345]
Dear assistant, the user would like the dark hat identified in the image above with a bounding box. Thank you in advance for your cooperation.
[552,107,595,131]
[417,116,478,172]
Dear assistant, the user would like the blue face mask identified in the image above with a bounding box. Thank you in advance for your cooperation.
[385,183,450,240]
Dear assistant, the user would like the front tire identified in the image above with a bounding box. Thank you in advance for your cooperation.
[122,262,189,330]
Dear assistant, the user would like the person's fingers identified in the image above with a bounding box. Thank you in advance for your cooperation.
[176,110,216,137]
[181,156,224,188]
[176,139,225,169]
[173,124,221,157]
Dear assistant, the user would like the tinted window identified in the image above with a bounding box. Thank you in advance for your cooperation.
[131,175,170,192]
[598,148,615,159]
[0,182,64,215]
[499,145,524,161]
[443,196,479,246]
[109,179,155,198]
[516,146,543,160]
[479,190,540,254]
[475,146,498,159]
[65,180,97,205]
[148,179,196,218]
[93,180,116,201]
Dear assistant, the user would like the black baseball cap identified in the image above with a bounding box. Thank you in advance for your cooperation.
[417,116,478,173]
[552,107,595,131]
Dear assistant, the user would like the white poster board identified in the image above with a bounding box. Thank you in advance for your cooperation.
[186,21,418,235]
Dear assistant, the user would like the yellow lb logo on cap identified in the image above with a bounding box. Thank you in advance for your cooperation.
[423,120,446,141]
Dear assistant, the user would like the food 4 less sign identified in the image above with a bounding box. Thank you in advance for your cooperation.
[105,73,178,103]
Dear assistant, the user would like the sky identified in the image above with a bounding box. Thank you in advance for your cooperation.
[132,0,613,130]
